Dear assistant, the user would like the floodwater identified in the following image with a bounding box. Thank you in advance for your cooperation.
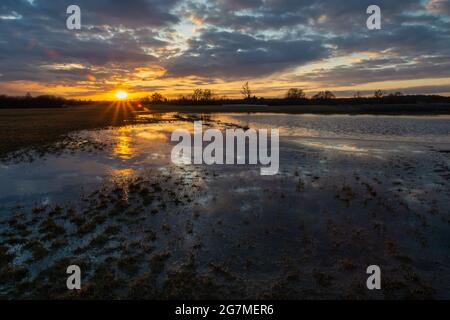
[1,113,449,299]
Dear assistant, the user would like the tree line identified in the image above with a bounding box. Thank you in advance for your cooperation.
[139,82,450,106]
[1,84,450,108]
[0,93,94,108]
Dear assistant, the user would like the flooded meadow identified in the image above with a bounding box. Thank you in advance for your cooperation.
[1,113,449,299]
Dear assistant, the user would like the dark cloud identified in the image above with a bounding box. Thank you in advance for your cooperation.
[0,0,179,84]
[15,0,181,27]
[299,56,450,87]
[186,0,425,32]
[165,30,329,78]
[170,0,450,82]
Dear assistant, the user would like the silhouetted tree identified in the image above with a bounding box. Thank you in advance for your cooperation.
[374,90,386,98]
[313,91,336,99]
[187,89,215,102]
[201,89,214,101]
[241,82,251,100]
[151,92,164,103]
[286,88,306,100]
[191,89,203,101]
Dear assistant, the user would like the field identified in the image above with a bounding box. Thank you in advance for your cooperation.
[0,105,138,160]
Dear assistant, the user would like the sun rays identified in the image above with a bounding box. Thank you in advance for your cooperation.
[102,100,135,126]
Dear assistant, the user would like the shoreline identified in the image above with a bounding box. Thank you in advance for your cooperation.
[145,103,450,115]
[2,103,450,115]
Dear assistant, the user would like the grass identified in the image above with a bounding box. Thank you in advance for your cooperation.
[0,104,138,158]
[0,244,15,268]
[24,240,49,261]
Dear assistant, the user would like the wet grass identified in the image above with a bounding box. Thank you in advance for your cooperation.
[0,163,447,299]
[0,104,151,162]
[0,167,212,299]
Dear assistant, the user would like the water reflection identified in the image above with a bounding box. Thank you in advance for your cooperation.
[211,113,450,144]
[1,114,448,204]
[110,168,135,178]
[138,131,168,141]
[300,140,369,154]
[113,133,134,160]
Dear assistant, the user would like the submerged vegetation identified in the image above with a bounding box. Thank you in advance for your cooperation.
[0,142,447,298]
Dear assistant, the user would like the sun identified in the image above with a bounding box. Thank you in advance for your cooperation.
[115,90,128,100]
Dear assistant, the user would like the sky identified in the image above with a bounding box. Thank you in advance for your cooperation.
[0,0,450,100]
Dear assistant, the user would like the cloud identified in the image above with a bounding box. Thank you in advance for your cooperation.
[0,0,449,97]
[165,30,329,78]
[298,56,450,87]
[0,0,179,85]
[186,0,425,32]
[427,0,450,14]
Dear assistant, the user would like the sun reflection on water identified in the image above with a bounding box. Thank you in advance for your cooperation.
[110,168,135,177]
[113,130,135,160]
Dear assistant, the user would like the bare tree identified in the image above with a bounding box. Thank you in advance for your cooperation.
[191,89,203,101]
[324,91,336,99]
[313,91,336,99]
[241,82,251,100]
[201,89,214,101]
[374,89,386,98]
[151,92,164,103]
[286,88,306,100]
[353,91,362,98]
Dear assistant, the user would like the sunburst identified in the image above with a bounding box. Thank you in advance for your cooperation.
[115,90,128,100]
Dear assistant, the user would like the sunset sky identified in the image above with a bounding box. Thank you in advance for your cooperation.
[1,0,450,99]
